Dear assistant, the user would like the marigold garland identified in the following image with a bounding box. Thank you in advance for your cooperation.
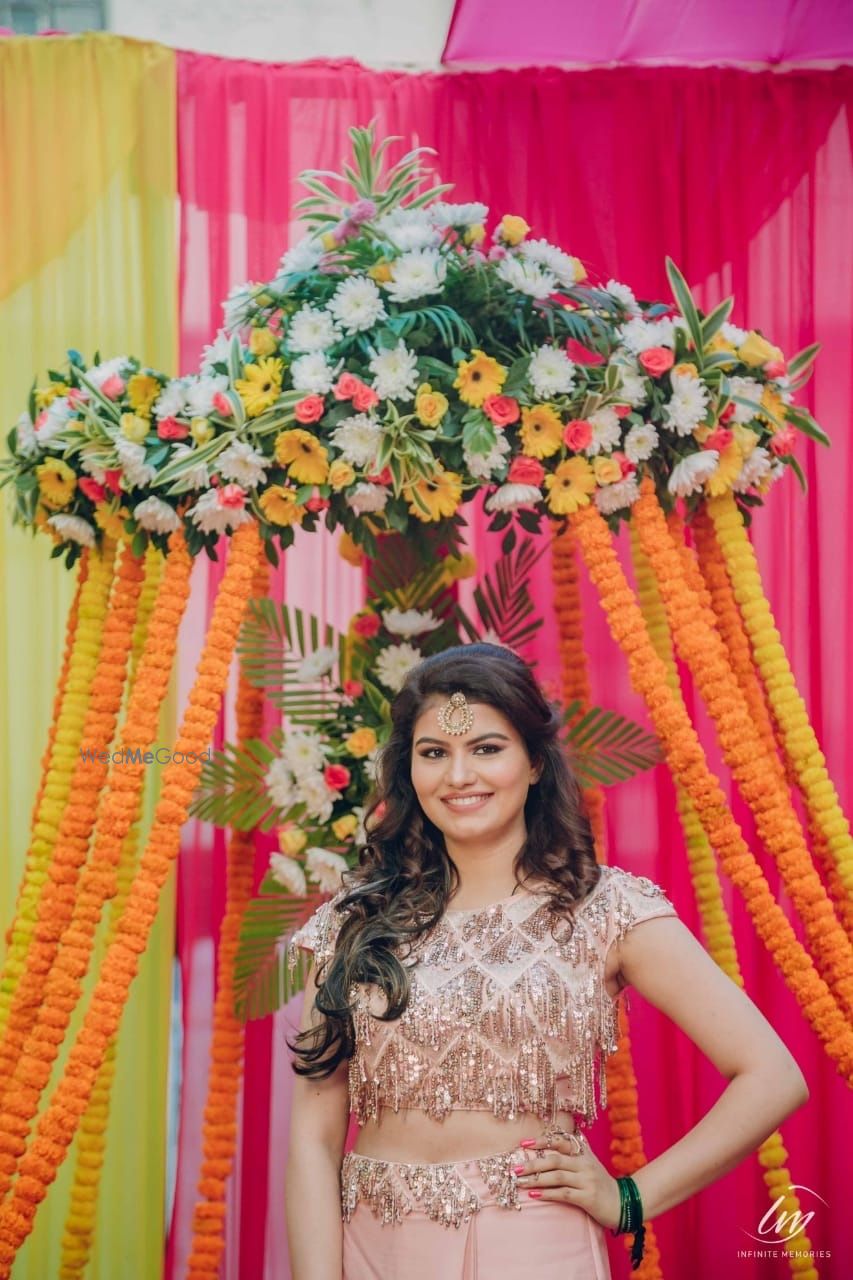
[0,532,193,1202]
[706,492,853,902]
[569,498,853,1083]
[0,541,116,1037]
[186,552,270,1278]
[0,521,261,1271]
[632,483,853,1023]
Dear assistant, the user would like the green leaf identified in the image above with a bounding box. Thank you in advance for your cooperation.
[665,258,704,364]
[784,407,830,447]
[699,297,734,346]
[234,882,328,1020]
[562,707,663,787]
[786,342,821,380]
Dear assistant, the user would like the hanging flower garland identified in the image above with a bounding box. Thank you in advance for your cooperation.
[632,481,853,1022]
[569,497,853,1082]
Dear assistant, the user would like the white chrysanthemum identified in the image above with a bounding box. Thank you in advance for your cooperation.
[266,757,297,812]
[299,775,338,824]
[608,359,648,408]
[282,729,329,777]
[721,321,750,347]
[345,483,390,516]
[668,451,719,497]
[383,249,447,302]
[133,496,181,534]
[361,748,383,788]
[484,483,543,513]
[186,374,229,418]
[732,445,772,492]
[594,476,641,515]
[223,281,263,331]
[305,846,349,894]
[287,305,340,354]
[368,340,419,402]
[328,276,387,334]
[375,642,423,693]
[200,329,233,375]
[464,429,512,480]
[164,444,210,492]
[375,208,441,252]
[278,235,324,277]
[47,514,96,547]
[85,356,128,390]
[519,238,580,288]
[153,378,190,419]
[605,279,641,315]
[617,317,676,354]
[15,414,39,458]
[331,414,382,468]
[624,423,659,464]
[727,376,763,424]
[382,607,441,638]
[496,255,557,300]
[584,407,622,457]
[217,440,268,488]
[187,489,252,535]
[429,201,489,229]
[36,397,73,446]
[295,646,338,683]
[528,344,576,399]
[291,352,338,395]
[268,853,307,895]
[662,379,710,437]
[79,448,108,482]
[766,459,786,487]
[115,438,157,489]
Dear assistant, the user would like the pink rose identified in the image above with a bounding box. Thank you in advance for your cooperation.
[100,374,126,400]
[324,763,351,791]
[66,387,89,408]
[483,394,520,427]
[334,373,362,401]
[719,402,736,424]
[343,679,364,698]
[352,383,380,412]
[306,495,330,512]
[704,427,734,452]
[34,411,49,432]
[488,245,507,262]
[769,426,798,457]
[212,391,233,417]
[104,469,124,496]
[563,419,593,451]
[353,612,381,638]
[612,451,636,478]
[157,416,189,441]
[638,347,675,378]
[366,466,393,486]
[507,456,545,486]
[565,338,605,366]
[79,477,106,503]
[764,359,787,379]
[295,395,325,424]
[614,404,632,419]
[217,483,247,509]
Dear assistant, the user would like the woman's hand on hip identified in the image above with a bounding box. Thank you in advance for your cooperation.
[513,1133,622,1230]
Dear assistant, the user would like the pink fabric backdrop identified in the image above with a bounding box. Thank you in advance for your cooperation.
[443,0,853,67]
[169,56,853,1279]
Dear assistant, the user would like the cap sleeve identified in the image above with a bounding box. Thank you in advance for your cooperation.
[603,864,678,956]
[288,888,349,974]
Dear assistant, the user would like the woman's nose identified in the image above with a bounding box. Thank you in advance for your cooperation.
[445,753,478,784]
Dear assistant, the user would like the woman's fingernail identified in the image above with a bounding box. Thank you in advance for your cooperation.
[527,1189,542,1199]
[519,1139,538,1149]
[512,1164,526,1175]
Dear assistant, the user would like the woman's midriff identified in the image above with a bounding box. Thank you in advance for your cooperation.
[352,1108,578,1164]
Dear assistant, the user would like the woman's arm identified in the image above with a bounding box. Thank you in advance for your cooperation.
[286,963,351,1280]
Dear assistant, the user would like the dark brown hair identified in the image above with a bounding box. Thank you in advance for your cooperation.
[291,642,600,1077]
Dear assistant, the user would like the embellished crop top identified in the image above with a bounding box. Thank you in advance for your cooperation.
[290,864,677,1130]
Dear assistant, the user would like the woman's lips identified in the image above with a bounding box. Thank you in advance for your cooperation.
[441,793,493,812]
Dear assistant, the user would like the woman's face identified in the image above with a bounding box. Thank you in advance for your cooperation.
[410,695,541,847]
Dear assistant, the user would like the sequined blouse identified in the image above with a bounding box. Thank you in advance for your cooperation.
[290,864,677,1130]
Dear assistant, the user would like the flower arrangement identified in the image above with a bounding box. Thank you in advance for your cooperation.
[2,127,829,567]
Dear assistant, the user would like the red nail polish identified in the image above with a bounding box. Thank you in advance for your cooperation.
[519,1139,537,1149]
[512,1164,525,1175]
[527,1189,542,1199]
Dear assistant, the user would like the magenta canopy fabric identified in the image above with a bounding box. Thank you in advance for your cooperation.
[443,0,853,66]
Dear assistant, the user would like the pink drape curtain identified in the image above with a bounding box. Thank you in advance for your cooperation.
[169,56,852,1279]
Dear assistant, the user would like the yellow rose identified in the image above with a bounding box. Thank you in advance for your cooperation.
[345,727,377,758]
[738,331,784,368]
[338,530,365,567]
[120,412,149,443]
[368,261,393,283]
[278,827,307,856]
[332,813,359,841]
[464,224,486,247]
[705,333,737,356]
[592,455,622,485]
[568,256,587,283]
[441,551,477,582]
[191,417,215,444]
[731,424,758,457]
[672,362,700,380]
[328,459,356,491]
[415,383,449,427]
[498,215,530,246]
[249,327,278,357]
[321,231,338,251]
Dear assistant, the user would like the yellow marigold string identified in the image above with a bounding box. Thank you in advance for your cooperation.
[0,532,193,1202]
[0,541,116,1037]
[186,551,270,1278]
[632,483,853,1023]
[0,521,261,1272]
[631,526,818,1280]
[706,492,853,903]
[569,498,853,1082]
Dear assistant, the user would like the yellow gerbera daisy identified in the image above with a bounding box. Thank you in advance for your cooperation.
[453,350,507,408]
[543,457,596,515]
[259,483,306,527]
[519,405,562,459]
[705,441,744,497]
[235,356,284,418]
[407,467,463,522]
[36,457,77,511]
[274,429,330,485]
[758,386,787,430]
[35,382,69,409]
[127,373,161,419]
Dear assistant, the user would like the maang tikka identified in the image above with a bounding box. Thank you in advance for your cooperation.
[437,690,475,736]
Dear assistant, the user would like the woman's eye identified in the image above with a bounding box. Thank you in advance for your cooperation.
[420,744,501,758]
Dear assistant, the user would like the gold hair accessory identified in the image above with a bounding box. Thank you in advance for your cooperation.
[436,690,475,736]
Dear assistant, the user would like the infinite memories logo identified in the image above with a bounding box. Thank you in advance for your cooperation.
[737,1183,831,1261]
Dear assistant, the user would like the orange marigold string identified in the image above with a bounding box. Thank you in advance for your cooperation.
[569,498,853,1083]
[186,551,270,1278]
[632,483,853,1023]
[0,521,261,1272]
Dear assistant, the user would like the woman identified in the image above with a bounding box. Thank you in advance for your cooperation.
[285,643,808,1279]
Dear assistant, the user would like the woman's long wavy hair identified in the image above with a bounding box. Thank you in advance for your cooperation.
[291,643,600,1078]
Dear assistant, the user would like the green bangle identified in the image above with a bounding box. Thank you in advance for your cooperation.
[610,1176,646,1271]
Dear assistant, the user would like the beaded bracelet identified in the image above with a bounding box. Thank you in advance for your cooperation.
[611,1175,646,1271]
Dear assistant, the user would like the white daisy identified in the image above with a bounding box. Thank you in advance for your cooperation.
[269,853,307,896]
[328,276,387,334]
[594,476,641,515]
[519,239,580,288]
[429,201,489,229]
[732,445,772,492]
[464,429,512,480]
[282,729,329,777]
[624,423,659,464]
[223,281,263,332]
[15,414,39,458]
[382,607,441,638]
[617,317,676,354]
[201,330,235,375]
[266,757,297,812]
[721,321,750,347]
[35,397,74,446]
[375,642,423,693]
[187,489,252,536]
[305,846,349,894]
[345,483,390,516]
[662,379,710,437]
[153,378,190,419]
[496,255,557,300]
[668,451,719,497]
[47,514,96,547]
[299,775,338,824]
[164,444,210,492]
[383,249,447,303]
[584,408,622,457]
[331,414,382,468]
[133,497,181,534]
[79,448,108,482]
[295,646,338,683]
[291,352,338,395]
[528,345,576,399]
[286,305,340,354]
[85,356,128,391]
[727,376,763,424]
[484,483,543,513]
[368,341,419,402]
[361,749,383,788]
[375,208,441,252]
[186,374,229,418]
[605,279,641,315]
[217,440,268,488]
[115,438,157,489]
[277,235,324,278]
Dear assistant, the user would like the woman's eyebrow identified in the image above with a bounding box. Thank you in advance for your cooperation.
[414,732,511,747]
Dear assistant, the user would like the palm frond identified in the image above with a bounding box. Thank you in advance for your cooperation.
[234,879,326,1020]
[452,536,548,652]
[562,707,663,787]
[238,599,345,722]
[190,732,286,831]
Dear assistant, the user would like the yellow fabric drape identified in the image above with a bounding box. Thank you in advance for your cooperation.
[0,34,177,1280]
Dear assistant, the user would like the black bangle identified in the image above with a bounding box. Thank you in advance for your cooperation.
[610,1175,646,1271]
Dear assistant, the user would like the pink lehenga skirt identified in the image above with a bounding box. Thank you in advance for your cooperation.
[340,1137,612,1280]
